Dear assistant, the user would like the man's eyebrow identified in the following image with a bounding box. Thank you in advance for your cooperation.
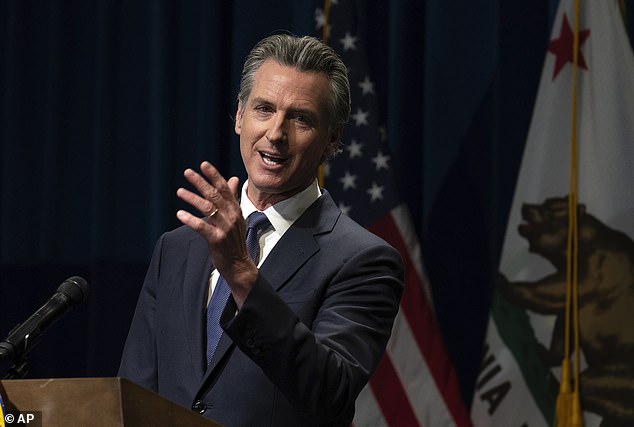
[250,97,318,116]
[288,106,318,116]
[249,96,272,106]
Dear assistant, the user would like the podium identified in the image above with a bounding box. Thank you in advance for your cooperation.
[0,377,222,426]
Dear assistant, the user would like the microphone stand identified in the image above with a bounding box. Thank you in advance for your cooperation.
[3,356,29,379]
[0,326,30,379]
[0,276,88,380]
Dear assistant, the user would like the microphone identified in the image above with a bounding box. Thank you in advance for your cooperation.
[0,276,89,363]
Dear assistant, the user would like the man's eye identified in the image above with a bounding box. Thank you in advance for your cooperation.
[255,105,273,113]
[293,114,311,126]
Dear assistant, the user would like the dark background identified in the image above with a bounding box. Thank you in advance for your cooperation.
[1,0,632,409]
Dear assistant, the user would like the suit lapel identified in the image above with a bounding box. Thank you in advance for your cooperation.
[203,327,235,381]
[258,225,319,291]
[260,190,339,291]
[182,233,214,379]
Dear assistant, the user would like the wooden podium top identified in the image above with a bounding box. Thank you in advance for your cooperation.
[0,377,221,427]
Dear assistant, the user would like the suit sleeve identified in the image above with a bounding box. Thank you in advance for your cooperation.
[220,241,403,424]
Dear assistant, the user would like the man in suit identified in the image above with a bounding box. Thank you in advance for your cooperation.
[118,34,403,426]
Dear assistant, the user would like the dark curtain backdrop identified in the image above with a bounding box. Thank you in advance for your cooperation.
[2,0,632,409]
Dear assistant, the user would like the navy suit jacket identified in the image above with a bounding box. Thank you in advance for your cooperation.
[118,191,403,426]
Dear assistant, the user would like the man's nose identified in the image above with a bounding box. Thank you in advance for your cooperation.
[265,115,287,143]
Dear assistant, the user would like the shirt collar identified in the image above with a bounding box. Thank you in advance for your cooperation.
[240,179,322,237]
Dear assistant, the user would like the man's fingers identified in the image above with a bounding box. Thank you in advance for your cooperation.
[178,162,242,237]
[183,162,237,212]
[227,176,241,199]
[200,162,234,199]
[183,168,221,204]
[176,187,216,216]
[176,209,209,232]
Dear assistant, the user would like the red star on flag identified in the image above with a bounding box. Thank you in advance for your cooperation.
[548,13,590,80]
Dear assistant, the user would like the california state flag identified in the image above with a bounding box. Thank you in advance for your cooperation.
[470,1,634,426]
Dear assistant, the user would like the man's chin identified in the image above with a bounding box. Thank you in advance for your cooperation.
[248,176,283,192]
[247,178,311,203]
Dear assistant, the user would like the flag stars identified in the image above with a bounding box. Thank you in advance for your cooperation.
[346,139,363,158]
[338,202,351,216]
[340,32,359,51]
[372,151,390,171]
[352,108,369,126]
[339,171,358,190]
[548,13,590,79]
[366,182,385,202]
[313,9,331,38]
[358,76,375,96]
[314,8,325,29]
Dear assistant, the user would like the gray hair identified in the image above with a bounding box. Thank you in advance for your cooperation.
[237,34,351,160]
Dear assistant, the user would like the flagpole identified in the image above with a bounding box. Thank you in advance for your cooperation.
[317,0,331,189]
[570,1,583,426]
[556,0,584,426]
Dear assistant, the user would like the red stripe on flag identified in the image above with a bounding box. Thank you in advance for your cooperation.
[369,213,473,427]
[369,354,420,427]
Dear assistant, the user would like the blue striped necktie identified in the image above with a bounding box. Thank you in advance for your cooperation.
[206,211,270,364]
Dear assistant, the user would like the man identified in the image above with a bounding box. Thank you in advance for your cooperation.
[119,34,403,426]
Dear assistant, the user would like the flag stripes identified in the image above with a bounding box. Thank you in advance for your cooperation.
[367,210,472,427]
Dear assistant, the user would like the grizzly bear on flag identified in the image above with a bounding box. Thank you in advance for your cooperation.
[497,196,634,425]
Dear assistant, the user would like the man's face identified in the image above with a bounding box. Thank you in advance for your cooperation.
[236,60,337,207]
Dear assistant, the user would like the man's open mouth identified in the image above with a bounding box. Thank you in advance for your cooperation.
[260,151,288,165]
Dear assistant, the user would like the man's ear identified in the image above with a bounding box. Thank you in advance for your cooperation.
[330,126,342,146]
[235,101,243,135]
[322,126,342,163]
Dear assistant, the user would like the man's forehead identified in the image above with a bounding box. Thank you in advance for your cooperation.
[249,61,330,109]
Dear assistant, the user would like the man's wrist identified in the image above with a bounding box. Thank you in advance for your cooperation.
[227,265,259,308]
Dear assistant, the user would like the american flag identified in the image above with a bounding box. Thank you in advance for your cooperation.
[315,2,472,426]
